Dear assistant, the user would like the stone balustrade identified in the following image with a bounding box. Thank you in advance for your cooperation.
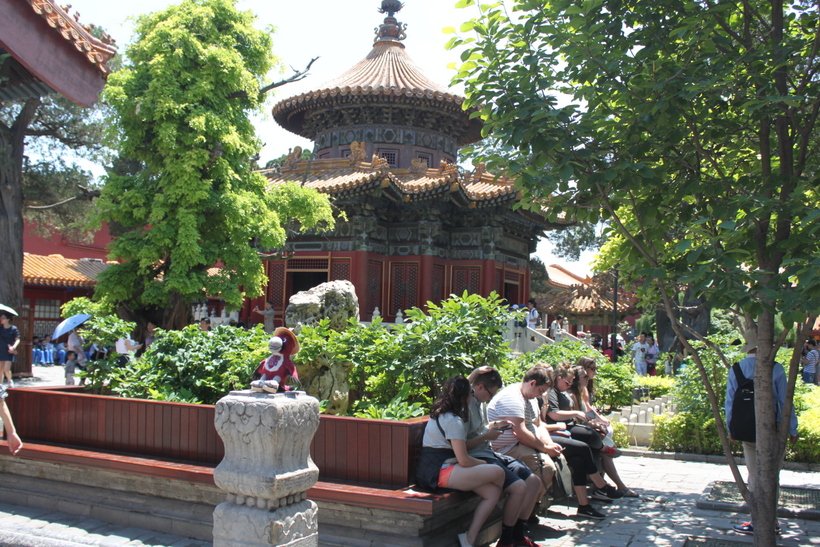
[606,395,678,447]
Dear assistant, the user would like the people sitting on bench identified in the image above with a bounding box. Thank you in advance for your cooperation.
[540,364,623,518]
[416,376,507,547]
[486,366,562,516]
[467,366,543,546]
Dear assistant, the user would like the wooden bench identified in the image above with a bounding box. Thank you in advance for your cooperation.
[0,440,496,546]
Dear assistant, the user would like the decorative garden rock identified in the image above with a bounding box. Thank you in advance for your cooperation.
[285,280,359,415]
[213,390,320,547]
[285,280,359,333]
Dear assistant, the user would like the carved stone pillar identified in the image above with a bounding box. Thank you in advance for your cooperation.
[213,390,320,547]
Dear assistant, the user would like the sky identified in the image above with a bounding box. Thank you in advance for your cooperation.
[66,0,596,276]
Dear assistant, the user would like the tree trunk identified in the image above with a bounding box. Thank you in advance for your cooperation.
[0,99,40,309]
[161,291,193,331]
[748,311,782,546]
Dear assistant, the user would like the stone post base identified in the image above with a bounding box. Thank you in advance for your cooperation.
[213,499,318,547]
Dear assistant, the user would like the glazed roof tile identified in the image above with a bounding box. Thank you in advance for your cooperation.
[272,40,482,145]
[27,0,117,75]
[546,264,592,289]
[23,253,110,288]
[262,158,519,206]
[539,284,637,317]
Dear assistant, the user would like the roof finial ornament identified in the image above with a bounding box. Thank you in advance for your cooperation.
[375,0,407,43]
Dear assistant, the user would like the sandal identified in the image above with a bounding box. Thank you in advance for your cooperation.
[621,489,639,497]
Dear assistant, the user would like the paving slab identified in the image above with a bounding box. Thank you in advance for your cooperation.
[698,480,820,521]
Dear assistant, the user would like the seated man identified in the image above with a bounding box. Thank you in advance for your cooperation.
[487,366,560,514]
[467,367,543,546]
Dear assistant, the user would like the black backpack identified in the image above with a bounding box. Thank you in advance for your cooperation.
[729,363,756,442]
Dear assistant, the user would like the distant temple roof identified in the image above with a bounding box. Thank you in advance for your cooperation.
[23,253,110,288]
[545,264,592,290]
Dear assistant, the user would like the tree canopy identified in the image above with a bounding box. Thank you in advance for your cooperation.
[450,0,820,542]
[96,0,334,329]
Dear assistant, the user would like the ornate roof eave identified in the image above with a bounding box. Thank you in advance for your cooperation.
[26,0,117,75]
[0,0,116,107]
[262,158,568,223]
[273,84,483,147]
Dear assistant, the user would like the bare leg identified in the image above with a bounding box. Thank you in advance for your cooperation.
[575,485,590,505]
[600,455,628,491]
[1,362,11,383]
[502,479,526,526]
[447,464,504,545]
[519,474,542,521]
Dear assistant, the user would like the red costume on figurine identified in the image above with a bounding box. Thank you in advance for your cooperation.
[251,327,300,393]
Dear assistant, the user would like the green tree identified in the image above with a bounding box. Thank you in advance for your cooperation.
[96,0,334,330]
[449,0,820,542]
[528,255,550,296]
[0,93,113,308]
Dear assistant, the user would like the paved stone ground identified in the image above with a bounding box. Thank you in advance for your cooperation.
[527,454,820,547]
[3,367,819,546]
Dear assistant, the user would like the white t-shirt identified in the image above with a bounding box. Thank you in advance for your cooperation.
[632,341,650,366]
[527,308,539,329]
[68,332,86,364]
[487,383,539,454]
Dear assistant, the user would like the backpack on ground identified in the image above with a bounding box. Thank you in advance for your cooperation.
[729,363,756,443]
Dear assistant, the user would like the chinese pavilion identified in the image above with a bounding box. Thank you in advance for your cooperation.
[258,0,563,323]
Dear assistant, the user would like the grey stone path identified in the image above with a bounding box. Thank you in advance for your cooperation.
[4,367,819,546]
[528,454,820,546]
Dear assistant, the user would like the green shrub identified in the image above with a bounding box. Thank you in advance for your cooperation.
[650,412,724,455]
[108,324,269,404]
[295,292,514,410]
[595,361,638,411]
[788,385,820,464]
[611,421,630,448]
[635,375,676,399]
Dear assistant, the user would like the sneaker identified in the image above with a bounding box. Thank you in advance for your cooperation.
[7,380,13,389]
[591,485,623,501]
[577,504,606,520]
[732,521,782,535]
[458,532,473,547]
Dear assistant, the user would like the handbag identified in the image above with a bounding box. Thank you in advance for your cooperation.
[546,453,573,501]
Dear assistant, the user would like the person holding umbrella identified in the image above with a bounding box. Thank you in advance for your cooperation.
[52,314,93,378]
[0,308,20,388]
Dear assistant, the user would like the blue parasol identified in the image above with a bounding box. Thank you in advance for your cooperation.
[52,314,92,340]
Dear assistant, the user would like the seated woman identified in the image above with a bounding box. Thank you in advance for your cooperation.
[570,361,637,497]
[541,364,623,515]
[416,376,506,547]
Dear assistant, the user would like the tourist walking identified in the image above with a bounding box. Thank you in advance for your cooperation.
[253,301,277,334]
[631,333,650,376]
[801,340,819,384]
[725,333,798,535]
[0,312,20,388]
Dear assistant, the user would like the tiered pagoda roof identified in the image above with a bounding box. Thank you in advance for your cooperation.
[272,0,482,147]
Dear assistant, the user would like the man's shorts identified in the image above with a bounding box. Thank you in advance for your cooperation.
[480,453,533,490]
[505,443,556,489]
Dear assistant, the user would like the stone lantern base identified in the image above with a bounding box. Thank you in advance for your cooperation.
[213,498,318,547]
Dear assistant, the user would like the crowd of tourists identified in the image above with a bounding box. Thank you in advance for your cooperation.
[417,357,633,547]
